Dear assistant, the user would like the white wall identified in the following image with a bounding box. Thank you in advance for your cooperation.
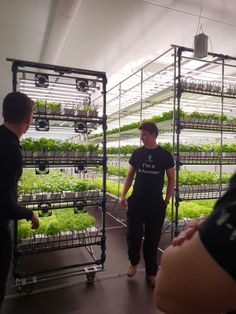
[0,62,12,123]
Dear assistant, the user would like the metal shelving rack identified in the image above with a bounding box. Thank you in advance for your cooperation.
[7,58,107,290]
[88,45,236,239]
[173,45,236,234]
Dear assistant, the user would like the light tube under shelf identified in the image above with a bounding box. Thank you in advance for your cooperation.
[19,86,87,98]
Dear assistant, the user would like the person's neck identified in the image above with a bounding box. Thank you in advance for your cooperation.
[3,122,24,139]
[145,142,158,149]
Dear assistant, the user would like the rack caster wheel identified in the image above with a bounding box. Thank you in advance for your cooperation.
[86,272,95,283]
[22,284,34,294]
[17,286,23,293]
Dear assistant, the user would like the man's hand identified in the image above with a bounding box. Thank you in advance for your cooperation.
[30,213,39,229]
[172,217,205,246]
[172,226,197,246]
[119,196,127,209]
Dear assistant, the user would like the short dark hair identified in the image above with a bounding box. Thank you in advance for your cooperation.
[138,121,159,137]
[2,92,34,123]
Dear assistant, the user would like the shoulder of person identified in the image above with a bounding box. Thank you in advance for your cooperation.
[132,146,145,154]
[0,141,21,160]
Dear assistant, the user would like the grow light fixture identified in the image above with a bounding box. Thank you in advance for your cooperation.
[35,118,50,131]
[74,121,87,133]
[75,161,87,173]
[76,79,89,92]
[38,204,52,217]
[35,161,49,175]
[35,74,49,88]
[74,200,87,213]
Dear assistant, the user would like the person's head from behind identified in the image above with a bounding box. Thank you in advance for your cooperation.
[138,121,158,147]
[2,92,34,133]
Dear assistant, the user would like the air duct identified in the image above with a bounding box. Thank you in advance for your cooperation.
[40,0,82,64]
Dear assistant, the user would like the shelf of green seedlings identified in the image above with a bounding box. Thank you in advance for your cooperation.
[17,206,102,255]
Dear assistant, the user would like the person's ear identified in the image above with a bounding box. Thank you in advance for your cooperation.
[24,112,33,125]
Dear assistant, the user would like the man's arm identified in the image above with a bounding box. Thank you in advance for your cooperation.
[155,232,236,314]
[164,167,175,205]
[0,145,33,220]
[119,164,135,209]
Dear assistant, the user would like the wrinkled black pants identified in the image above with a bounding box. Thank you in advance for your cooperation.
[127,194,166,276]
[0,227,12,308]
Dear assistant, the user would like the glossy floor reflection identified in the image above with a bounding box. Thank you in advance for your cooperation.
[2,209,170,314]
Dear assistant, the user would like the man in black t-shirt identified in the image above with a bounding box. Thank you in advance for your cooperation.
[0,92,39,308]
[119,121,175,286]
[155,174,236,313]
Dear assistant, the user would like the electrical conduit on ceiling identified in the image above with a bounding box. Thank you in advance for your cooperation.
[40,0,82,65]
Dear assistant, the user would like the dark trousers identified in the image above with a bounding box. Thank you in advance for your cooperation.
[0,227,12,308]
[127,194,166,276]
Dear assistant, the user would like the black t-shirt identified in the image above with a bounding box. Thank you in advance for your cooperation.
[129,145,174,198]
[199,175,236,281]
[0,124,33,223]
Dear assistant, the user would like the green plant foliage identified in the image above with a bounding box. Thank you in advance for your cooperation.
[18,169,99,194]
[178,169,231,185]
[21,138,99,153]
[94,165,232,184]
[48,101,61,109]
[35,99,46,107]
[18,221,32,239]
[89,110,174,139]
[95,177,214,219]
[18,208,96,240]
[165,199,215,220]
[89,110,234,139]
[105,142,236,155]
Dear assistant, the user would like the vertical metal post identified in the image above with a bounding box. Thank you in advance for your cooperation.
[171,46,177,240]
[101,75,107,267]
[174,47,183,236]
[11,61,19,277]
[12,62,18,92]
[219,58,225,197]
[117,83,122,197]
[140,69,143,146]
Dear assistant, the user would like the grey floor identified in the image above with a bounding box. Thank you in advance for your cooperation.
[1,202,171,314]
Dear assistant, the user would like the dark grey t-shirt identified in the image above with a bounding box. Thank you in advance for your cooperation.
[0,125,33,222]
[199,178,236,281]
[129,146,174,198]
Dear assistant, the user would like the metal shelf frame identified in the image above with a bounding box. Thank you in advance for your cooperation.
[90,45,236,240]
[174,45,236,235]
[7,58,108,289]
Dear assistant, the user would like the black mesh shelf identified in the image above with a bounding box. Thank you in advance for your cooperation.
[33,112,102,124]
[17,227,102,255]
[22,151,103,168]
[181,79,236,99]
[178,183,228,200]
[180,117,236,132]
[18,190,103,210]
[178,152,236,165]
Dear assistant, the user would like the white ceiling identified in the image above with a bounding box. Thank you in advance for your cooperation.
[1,0,236,120]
